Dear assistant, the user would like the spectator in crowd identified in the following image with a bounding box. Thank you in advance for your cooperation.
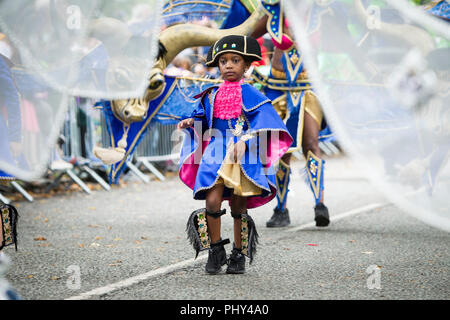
[165,55,194,77]
[193,63,207,77]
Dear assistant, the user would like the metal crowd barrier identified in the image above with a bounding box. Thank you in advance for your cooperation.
[96,108,181,183]
[12,96,112,200]
[132,122,181,182]
[53,97,111,193]
[0,180,34,204]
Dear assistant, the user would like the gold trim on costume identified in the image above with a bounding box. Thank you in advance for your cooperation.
[240,216,249,255]
[270,67,287,79]
[240,0,258,13]
[306,150,323,201]
[252,68,312,91]
[244,36,247,55]
[288,90,302,107]
[287,90,322,153]
[304,91,323,128]
[196,210,210,248]
[282,50,304,82]
[193,173,222,196]
[275,159,290,202]
[162,0,231,14]
[262,0,284,44]
[288,90,306,154]
[272,93,289,121]
[242,98,271,112]
[175,76,224,83]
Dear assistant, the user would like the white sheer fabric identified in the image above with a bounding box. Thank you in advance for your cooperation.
[285,0,450,231]
[0,0,163,180]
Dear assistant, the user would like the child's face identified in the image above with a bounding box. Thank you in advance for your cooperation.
[217,53,249,82]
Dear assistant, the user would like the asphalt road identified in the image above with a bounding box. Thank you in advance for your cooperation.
[2,155,449,300]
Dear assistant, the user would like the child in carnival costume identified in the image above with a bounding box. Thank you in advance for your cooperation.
[178,35,293,274]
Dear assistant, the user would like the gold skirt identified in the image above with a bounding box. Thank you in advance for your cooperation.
[216,141,262,197]
[304,90,323,128]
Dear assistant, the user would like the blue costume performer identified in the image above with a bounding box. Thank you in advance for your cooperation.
[180,35,292,274]
[248,0,331,227]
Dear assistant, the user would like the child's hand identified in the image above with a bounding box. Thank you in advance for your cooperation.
[177,118,194,130]
[232,140,247,163]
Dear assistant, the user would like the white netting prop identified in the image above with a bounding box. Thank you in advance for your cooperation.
[0,0,163,99]
[0,1,163,180]
[285,0,450,231]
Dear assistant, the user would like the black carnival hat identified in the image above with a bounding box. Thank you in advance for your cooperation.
[206,35,262,67]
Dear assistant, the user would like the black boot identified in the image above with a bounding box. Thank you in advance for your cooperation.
[314,203,329,227]
[266,207,290,228]
[205,239,229,274]
[226,246,246,274]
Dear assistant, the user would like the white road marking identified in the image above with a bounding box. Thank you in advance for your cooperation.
[65,255,208,300]
[65,201,388,300]
[285,202,388,232]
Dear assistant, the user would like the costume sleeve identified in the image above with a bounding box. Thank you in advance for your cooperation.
[190,100,205,119]
[0,57,21,142]
[179,97,206,120]
[189,98,209,130]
